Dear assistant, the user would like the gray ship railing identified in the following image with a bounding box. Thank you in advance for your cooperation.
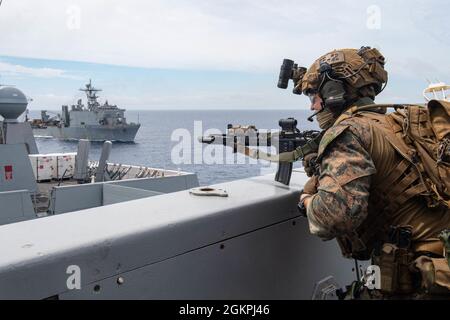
[49,172,199,215]
[0,171,357,299]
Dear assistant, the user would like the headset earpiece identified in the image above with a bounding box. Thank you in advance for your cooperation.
[320,80,347,110]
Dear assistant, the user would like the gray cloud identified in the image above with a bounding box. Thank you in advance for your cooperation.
[0,0,447,76]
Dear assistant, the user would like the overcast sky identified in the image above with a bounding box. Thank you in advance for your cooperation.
[0,0,448,109]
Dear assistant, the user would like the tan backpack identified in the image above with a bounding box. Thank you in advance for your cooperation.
[335,99,450,209]
[384,99,450,208]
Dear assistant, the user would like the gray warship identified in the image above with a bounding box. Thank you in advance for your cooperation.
[31,80,140,142]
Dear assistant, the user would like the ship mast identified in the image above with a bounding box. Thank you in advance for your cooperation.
[79,79,102,111]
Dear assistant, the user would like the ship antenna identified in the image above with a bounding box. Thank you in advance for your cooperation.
[80,79,102,110]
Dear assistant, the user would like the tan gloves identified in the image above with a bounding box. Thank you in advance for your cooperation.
[303,175,319,195]
[298,175,319,216]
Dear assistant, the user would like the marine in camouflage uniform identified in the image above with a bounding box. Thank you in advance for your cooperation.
[296,47,450,299]
[306,107,377,241]
[306,104,450,245]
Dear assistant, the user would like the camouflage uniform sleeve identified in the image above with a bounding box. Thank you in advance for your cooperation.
[306,120,376,240]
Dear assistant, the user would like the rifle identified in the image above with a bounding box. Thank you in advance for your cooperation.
[199,118,322,185]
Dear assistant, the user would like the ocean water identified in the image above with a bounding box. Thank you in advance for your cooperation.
[31,109,318,186]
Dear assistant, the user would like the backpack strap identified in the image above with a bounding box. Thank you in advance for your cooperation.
[316,124,350,160]
[333,104,400,126]
[316,104,390,160]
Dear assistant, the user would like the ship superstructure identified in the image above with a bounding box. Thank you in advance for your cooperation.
[31,80,140,142]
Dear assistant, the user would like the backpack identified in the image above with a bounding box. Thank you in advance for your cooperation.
[383,99,450,208]
[334,99,450,209]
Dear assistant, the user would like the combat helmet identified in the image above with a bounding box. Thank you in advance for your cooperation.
[297,46,388,109]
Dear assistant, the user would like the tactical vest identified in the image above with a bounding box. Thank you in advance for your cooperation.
[317,100,450,260]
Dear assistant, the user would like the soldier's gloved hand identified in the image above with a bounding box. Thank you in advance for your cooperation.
[298,175,319,217]
[303,174,319,195]
[302,153,318,177]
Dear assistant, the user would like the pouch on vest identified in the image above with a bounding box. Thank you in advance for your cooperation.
[412,256,450,295]
[428,100,450,141]
[440,229,450,268]
[372,243,414,295]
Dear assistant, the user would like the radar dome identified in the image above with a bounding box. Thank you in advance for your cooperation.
[0,87,28,121]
